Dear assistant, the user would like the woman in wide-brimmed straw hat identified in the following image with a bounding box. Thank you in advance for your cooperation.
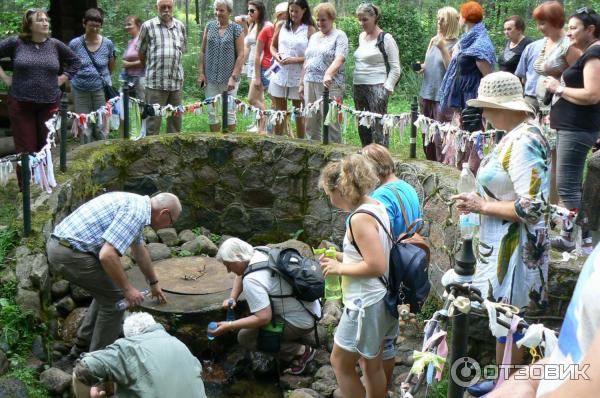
[451,71,551,392]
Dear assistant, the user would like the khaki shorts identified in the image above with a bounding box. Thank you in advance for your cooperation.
[268,81,301,101]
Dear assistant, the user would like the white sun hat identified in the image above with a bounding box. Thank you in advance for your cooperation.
[467,71,535,114]
[275,2,288,16]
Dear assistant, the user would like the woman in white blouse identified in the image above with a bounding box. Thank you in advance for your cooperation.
[270,0,316,137]
[353,3,401,147]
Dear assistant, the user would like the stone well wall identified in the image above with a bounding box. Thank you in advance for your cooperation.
[14,133,583,333]
[34,134,462,291]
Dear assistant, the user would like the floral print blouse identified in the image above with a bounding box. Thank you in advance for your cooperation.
[473,121,550,311]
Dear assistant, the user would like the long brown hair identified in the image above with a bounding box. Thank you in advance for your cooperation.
[249,1,267,35]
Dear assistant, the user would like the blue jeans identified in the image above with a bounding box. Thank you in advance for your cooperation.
[556,129,599,210]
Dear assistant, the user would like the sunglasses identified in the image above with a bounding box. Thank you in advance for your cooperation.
[248,9,257,14]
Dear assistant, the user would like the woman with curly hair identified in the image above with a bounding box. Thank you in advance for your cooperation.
[319,154,397,398]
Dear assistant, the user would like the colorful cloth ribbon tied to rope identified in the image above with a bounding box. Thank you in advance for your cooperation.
[410,351,446,379]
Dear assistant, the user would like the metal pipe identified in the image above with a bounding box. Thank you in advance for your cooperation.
[322,88,329,145]
[410,96,418,158]
[60,93,68,172]
[123,83,130,139]
[222,90,228,133]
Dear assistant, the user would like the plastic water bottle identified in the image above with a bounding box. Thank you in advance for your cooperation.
[314,247,342,301]
[207,321,218,341]
[226,299,236,322]
[115,289,149,310]
[457,163,480,238]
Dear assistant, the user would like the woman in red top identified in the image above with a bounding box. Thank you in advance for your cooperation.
[252,2,288,133]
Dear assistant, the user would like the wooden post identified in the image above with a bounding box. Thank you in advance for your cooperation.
[410,96,418,159]
[21,153,31,236]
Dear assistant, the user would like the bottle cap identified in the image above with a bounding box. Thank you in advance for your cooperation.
[208,321,218,331]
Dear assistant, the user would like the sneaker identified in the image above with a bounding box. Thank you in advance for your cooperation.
[551,236,575,252]
[286,346,315,375]
[247,125,259,133]
[466,379,495,397]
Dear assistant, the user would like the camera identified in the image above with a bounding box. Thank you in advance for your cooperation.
[412,62,422,72]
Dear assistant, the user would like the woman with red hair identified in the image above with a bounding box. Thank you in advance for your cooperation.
[439,1,495,112]
[532,1,581,207]
[438,1,496,171]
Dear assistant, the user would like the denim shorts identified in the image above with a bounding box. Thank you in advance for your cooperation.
[334,298,398,359]
[260,67,270,88]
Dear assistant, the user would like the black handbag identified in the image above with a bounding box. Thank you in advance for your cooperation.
[81,37,118,101]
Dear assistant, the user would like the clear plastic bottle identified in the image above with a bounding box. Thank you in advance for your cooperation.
[457,163,480,238]
[115,289,149,311]
[226,298,236,322]
[314,247,342,301]
[207,321,218,341]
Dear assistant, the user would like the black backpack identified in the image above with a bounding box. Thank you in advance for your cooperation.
[245,247,325,302]
[349,210,431,318]
[244,247,324,345]
[375,31,400,88]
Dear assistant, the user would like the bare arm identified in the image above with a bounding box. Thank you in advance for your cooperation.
[270,22,283,63]
[540,331,600,398]
[254,39,264,83]
[476,59,493,76]
[232,31,246,78]
[98,242,145,305]
[197,27,208,86]
[212,305,272,336]
[321,213,387,278]
[0,66,11,86]
[566,45,583,67]
[130,242,167,302]
[452,193,520,222]
[553,59,600,106]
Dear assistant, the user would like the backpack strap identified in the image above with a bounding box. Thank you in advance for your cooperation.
[348,209,394,288]
[376,31,390,75]
[389,186,424,235]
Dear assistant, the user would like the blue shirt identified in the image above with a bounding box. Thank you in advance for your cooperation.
[514,39,544,97]
[536,244,600,395]
[69,36,115,91]
[370,180,422,238]
[53,192,151,256]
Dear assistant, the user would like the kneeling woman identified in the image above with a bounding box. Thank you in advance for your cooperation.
[319,154,397,398]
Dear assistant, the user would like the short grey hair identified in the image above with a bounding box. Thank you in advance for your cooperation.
[150,192,182,218]
[356,2,380,21]
[123,312,156,337]
[157,0,174,6]
[216,238,254,263]
[214,0,233,12]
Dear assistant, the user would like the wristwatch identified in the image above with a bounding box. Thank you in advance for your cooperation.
[556,85,565,96]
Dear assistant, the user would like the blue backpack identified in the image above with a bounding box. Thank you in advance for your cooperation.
[349,209,431,318]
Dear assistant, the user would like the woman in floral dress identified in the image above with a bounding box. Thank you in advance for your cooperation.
[452,72,550,383]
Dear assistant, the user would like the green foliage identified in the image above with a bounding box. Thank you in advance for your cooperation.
[178,249,193,257]
[378,3,429,73]
[5,356,49,398]
[289,229,304,240]
[0,0,47,38]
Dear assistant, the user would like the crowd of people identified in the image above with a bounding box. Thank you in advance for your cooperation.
[1,1,600,397]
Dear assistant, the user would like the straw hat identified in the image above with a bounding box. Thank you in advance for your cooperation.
[275,2,288,16]
[467,72,534,114]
